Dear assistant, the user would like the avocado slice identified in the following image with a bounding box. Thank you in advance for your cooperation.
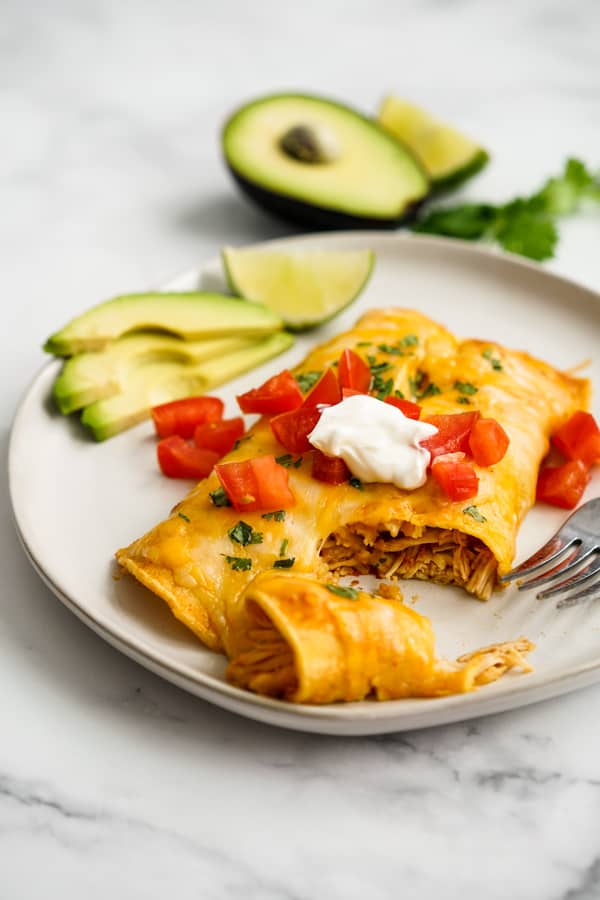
[222,93,429,229]
[80,331,294,441]
[53,333,257,415]
[44,292,283,357]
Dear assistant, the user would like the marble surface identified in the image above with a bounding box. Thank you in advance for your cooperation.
[2,1,600,896]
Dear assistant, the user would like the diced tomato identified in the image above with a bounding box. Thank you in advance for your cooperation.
[338,349,371,393]
[270,406,322,454]
[468,417,510,467]
[552,411,600,468]
[152,396,223,439]
[249,455,296,511]
[193,417,245,458]
[536,460,590,510]
[342,387,366,399]
[157,436,220,480]
[431,453,479,501]
[384,396,422,420]
[311,450,350,485]
[215,455,295,512]
[421,411,480,461]
[303,368,342,408]
[236,370,303,416]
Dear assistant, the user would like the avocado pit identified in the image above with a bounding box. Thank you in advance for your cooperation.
[279,123,341,164]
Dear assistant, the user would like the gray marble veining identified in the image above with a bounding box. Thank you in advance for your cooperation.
[2,0,600,897]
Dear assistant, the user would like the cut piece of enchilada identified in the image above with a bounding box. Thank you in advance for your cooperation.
[116,308,589,701]
[227,574,533,703]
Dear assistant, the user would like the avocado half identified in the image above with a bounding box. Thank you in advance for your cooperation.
[222,93,430,230]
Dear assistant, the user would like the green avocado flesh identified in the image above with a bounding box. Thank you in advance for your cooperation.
[223,94,429,226]
[52,333,256,415]
[80,331,294,441]
[44,292,283,356]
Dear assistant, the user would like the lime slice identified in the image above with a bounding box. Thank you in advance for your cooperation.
[378,96,489,190]
[222,246,375,331]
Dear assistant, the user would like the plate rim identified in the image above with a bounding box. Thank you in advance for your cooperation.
[9,232,600,735]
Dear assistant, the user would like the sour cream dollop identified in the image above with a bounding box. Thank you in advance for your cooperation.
[308,394,438,490]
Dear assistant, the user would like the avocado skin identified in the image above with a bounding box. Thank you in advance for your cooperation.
[227,165,426,231]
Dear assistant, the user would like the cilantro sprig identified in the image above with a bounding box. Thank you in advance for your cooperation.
[482,348,503,371]
[209,486,231,507]
[222,555,252,571]
[228,521,263,546]
[454,380,478,396]
[409,371,441,400]
[295,371,322,393]
[414,158,600,261]
[325,584,359,600]
[261,510,286,522]
[463,505,487,523]
[276,454,303,469]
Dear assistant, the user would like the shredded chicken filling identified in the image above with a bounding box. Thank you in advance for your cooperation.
[320,521,498,600]
[232,602,298,699]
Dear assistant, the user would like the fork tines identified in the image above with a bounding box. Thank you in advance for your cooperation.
[501,498,600,608]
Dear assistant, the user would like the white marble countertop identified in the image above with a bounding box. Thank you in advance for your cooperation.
[3,1,600,897]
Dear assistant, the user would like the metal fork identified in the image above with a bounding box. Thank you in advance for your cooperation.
[501,497,600,608]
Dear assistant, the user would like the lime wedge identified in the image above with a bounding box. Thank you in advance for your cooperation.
[222,246,375,331]
[378,96,489,190]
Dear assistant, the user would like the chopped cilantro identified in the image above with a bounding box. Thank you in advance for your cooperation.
[279,538,289,557]
[273,557,295,569]
[222,555,252,571]
[454,380,478,396]
[372,375,394,399]
[482,348,503,371]
[410,372,440,400]
[408,372,424,397]
[356,341,371,347]
[377,343,405,356]
[394,389,405,399]
[349,477,364,491]
[457,396,471,405]
[294,371,322,393]
[228,521,263,546]
[399,334,419,348]
[209,487,231,507]
[419,382,441,399]
[369,360,393,375]
[261,510,286,522]
[325,584,359,600]
[177,512,190,523]
[463,505,487,523]
[276,454,303,469]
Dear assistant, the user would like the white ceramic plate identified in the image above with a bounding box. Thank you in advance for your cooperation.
[9,233,600,735]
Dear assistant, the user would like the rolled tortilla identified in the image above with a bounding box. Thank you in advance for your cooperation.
[227,573,534,703]
[116,308,585,696]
